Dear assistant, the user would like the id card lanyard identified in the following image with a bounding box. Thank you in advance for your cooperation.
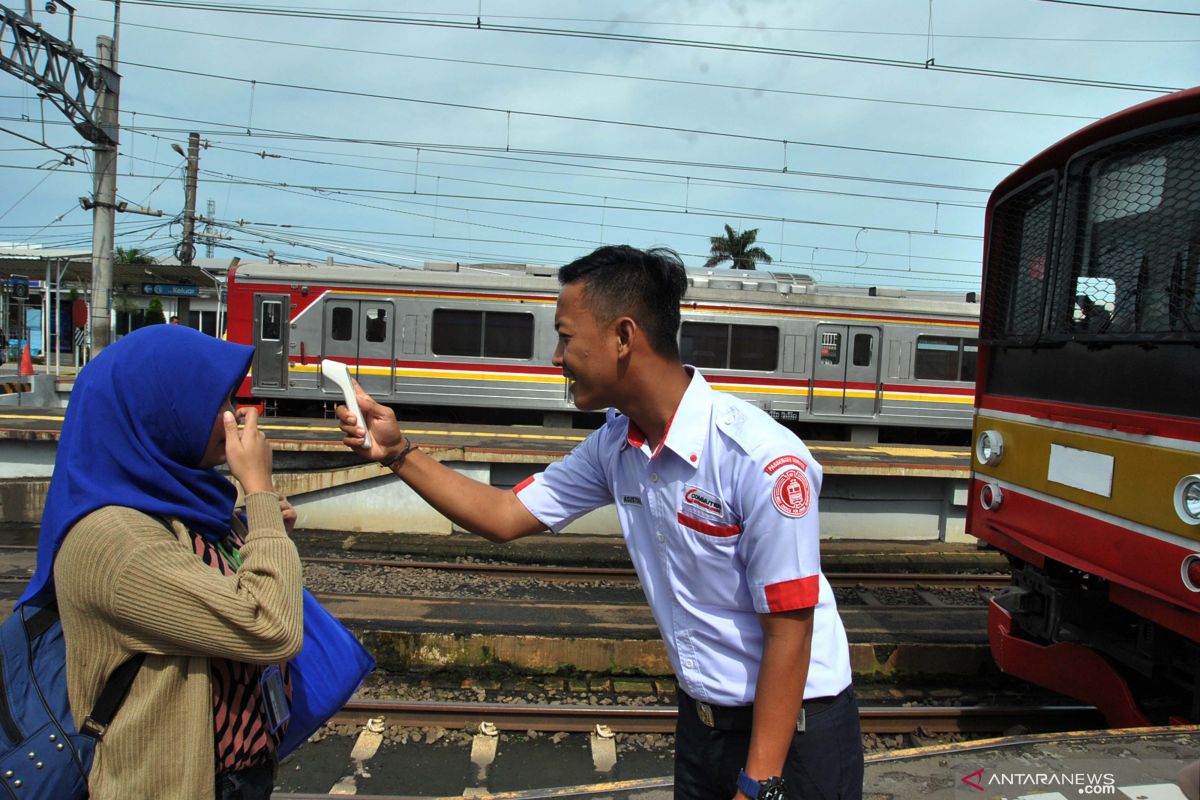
[216,539,243,569]
[215,537,291,734]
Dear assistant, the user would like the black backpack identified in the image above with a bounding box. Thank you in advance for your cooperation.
[0,602,142,799]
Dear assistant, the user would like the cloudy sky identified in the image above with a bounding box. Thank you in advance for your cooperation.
[1,0,1197,290]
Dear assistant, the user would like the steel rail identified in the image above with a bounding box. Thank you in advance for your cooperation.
[303,556,1008,590]
[331,699,1101,735]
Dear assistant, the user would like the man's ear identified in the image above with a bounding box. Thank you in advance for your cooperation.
[613,316,637,357]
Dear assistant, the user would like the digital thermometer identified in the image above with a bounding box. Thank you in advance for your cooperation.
[320,359,372,449]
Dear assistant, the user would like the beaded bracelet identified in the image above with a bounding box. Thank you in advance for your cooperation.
[379,436,414,470]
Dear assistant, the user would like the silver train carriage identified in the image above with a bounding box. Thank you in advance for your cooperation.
[226,261,980,441]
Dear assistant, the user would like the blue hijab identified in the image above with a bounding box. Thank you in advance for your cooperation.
[18,325,255,608]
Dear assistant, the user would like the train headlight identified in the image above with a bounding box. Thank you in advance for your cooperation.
[975,430,1005,467]
[979,482,1003,511]
[1174,475,1200,525]
[1182,555,1200,593]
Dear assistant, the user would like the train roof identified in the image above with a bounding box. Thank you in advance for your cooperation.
[230,260,980,319]
[992,85,1200,204]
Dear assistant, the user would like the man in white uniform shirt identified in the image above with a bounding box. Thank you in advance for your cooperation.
[337,245,864,800]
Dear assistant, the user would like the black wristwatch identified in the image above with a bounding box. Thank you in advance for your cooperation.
[738,770,787,800]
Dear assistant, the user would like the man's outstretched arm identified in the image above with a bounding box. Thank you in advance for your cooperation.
[336,381,546,543]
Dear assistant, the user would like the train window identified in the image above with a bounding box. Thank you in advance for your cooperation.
[681,323,778,370]
[819,332,841,365]
[260,301,283,342]
[432,309,534,358]
[961,339,978,383]
[365,308,388,343]
[729,325,779,371]
[915,336,977,381]
[1052,128,1200,340]
[852,333,873,367]
[680,322,727,369]
[431,309,482,356]
[483,312,534,359]
[981,176,1056,343]
[1091,156,1165,222]
[330,307,354,342]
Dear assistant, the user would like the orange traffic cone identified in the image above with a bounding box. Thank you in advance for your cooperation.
[18,343,33,377]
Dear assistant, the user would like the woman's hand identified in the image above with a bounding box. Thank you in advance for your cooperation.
[278,494,297,536]
[224,407,274,495]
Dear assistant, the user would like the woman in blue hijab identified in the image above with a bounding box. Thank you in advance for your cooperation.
[23,324,303,800]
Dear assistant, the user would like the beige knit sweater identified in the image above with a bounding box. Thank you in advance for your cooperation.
[54,492,304,800]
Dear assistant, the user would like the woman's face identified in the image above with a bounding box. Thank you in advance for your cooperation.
[198,393,237,468]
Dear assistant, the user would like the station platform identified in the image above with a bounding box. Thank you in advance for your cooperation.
[0,407,969,476]
[0,408,972,542]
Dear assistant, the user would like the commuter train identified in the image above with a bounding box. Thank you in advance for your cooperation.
[968,87,1200,725]
[225,261,979,441]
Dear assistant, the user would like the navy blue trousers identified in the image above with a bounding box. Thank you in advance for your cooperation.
[673,688,864,800]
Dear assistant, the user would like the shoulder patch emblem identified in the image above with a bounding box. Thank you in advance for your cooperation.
[764,454,808,475]
[771,469,811,518]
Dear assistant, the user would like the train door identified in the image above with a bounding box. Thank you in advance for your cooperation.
[251,294,289,389]
[321,299,396,399]
[812,325,881,416]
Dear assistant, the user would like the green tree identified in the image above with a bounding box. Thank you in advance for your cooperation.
[116,247,156,265]
[144,297,167,326]
[704,225,773,271]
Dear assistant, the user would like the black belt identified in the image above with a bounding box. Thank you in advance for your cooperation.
[681,686,852,732]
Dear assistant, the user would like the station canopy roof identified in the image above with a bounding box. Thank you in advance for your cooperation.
[0,245,233,290]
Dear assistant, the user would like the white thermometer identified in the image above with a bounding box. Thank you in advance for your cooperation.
[320,359,372,449]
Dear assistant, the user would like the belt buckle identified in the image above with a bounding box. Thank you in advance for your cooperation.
[696,700,715,727]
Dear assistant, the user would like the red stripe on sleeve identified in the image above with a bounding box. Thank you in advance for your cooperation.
[676,512,741,538]
[512,476,536,494]
[764,575,820,611]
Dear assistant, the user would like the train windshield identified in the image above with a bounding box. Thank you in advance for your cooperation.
[981,119,1200,415]
[984,123,1200,345]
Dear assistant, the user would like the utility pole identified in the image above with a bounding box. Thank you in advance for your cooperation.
[176,132,200,267]
[88,34,119,353]
[1,3,121,353]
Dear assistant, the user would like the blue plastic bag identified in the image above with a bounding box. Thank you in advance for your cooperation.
[277,590,375,757]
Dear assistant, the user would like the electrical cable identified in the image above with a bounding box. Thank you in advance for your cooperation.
[113,0,1184,92]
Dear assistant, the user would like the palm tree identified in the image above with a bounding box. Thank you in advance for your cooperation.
[116,247,156,265]
[704,225,773,270]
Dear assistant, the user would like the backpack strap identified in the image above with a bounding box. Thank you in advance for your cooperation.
[20,604,147,741]
[79,653,146,739]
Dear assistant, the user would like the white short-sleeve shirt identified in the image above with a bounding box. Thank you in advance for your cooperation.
[514,368,852,706]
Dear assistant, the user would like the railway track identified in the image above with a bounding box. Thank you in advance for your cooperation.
[303,556,1009,591]
[330,698,1101,736]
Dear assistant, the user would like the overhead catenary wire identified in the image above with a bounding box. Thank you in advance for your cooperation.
[71,15,1112,123]
[117,60,1023,169]
[9,112,996,195]
[1034,0,1200,16]
[111,0,1185,93]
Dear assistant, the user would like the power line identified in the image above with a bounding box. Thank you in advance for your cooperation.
[72,14,1107,122]
[1035,0,1200,16]
[10,112,994,194]
[119,60,1021,169]
[198,138,985,210]
[113,0,1185,93]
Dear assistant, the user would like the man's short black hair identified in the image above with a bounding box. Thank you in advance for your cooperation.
[558,245,688,358]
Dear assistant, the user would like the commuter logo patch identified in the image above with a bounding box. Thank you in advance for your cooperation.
[683,486,723,517]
